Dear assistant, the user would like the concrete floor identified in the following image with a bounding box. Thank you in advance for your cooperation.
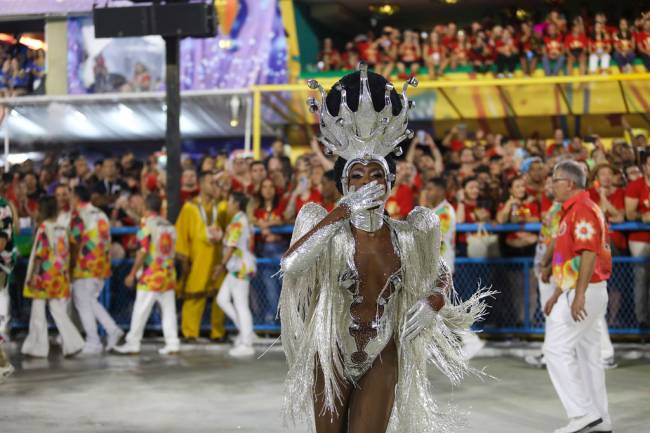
[1,339,649,433]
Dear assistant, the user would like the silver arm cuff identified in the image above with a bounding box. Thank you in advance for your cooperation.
[280,220,343,274]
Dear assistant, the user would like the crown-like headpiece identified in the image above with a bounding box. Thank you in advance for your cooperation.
[307,63,417,161]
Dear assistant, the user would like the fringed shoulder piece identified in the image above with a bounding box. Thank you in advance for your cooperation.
[279,203,330,275]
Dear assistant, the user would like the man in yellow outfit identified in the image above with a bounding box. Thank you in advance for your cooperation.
[175,171,229,341]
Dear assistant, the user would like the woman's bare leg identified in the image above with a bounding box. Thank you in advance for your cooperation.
[314,356,352,433]
[347,339,399,433]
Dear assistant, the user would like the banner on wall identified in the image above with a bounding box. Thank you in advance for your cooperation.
[68,0,288,94]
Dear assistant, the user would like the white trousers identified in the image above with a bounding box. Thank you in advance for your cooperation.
[543,282,610,424]
[216,274,253,346]
[124,290,179,350]
[589,53,610,73]
[21,298,85,357]
[0,288,9,337]
[72,278,119,347]
[539,278,614,360]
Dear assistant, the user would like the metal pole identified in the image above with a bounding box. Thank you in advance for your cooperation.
[253,89,262,160]
[244,93,252,152]
[165,36,182,223]
[3,109,9,173]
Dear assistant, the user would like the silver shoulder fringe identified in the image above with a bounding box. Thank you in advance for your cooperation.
[279,204,494,433]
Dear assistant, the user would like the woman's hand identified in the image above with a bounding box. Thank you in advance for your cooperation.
[338,181,385,218]
[402,299,437,342]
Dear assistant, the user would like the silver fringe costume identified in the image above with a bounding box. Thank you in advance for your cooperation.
[279,64,493,433]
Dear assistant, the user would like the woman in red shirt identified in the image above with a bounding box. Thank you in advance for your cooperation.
[565,19,588,75]
[495,28,519,77]
[318,38,341,71]
[423,30,448,79]
[588,21,612,74]
[612,18,636,73]
[396,30,422,79]
[456,176,492,256]
[542,23,566,76]
[496,175,541,257]
[450,30,470,69]
[251,178,288,324]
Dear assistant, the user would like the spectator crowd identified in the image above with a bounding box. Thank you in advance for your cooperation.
[318,9,650,79]
[1,117,650,333]
[0,43,45,97]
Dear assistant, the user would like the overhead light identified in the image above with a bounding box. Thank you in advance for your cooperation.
[516,9,531,20]
[440,0,459,4]
[229,95,241,128]
[369,2,400,16]
[19,36,46,51]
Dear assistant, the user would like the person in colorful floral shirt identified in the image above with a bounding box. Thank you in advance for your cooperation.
[543,160,612,433]
[70,185,123,355]
[114,194,179,355]
[21,196,84,358]
[214,192,257,357]
[0,193,17,381]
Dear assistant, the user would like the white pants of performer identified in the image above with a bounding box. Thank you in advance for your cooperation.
[72,278,120,348]
[216,274,253,346]
[124,290,179,351]
[589,53,610,73]
[21,299,85,357]
[543,282,610,425]
[0,288,9,338]
[539,278,614,360]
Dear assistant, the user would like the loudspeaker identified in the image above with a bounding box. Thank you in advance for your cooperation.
[94,2,217,39]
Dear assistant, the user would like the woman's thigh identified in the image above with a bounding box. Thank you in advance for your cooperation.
[347,339,399,433]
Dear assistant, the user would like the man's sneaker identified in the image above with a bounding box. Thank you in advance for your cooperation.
[524,353,546,368]
[602,357,618,370]
[228,344,255,358]
[106,328,125,352]
[461,336,485,360]
[158,345,179,355]
[80,343,104,356]
[0,363,14,383]
[586,420,612,433]
[553,414,602,433]
[113,342,141,355]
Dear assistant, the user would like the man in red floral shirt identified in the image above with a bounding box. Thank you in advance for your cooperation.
[543,160,612,433]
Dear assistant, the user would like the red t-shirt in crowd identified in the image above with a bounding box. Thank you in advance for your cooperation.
[295,188,323,215]
[634,31,650,53]
[544,35,564,57]
[230,176,255,195]
[497,199,541,243]
[455,200,491,245]
[180,188,199,205]
[385,183,415,220]
[625,177,650,243]
[541,194,554,214]
[564,33,588,52]
[552,191,612,291]
[588,187,627,250]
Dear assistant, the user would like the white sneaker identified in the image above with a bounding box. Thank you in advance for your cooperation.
[586,421,612,433]
[228,344,255,358]
[553,414,602,433]
[113,342,141,355]
[461,338,485,360]
[602,357,618,370]
[106,328,125,351]
[80,343,104,356]
[0,363,14,383]
[158,346,179,355]
[525,353,547,368]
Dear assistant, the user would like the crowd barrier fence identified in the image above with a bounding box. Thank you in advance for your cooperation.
[8,222,650,337]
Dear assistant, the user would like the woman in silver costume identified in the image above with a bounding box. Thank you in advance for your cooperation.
[279,65,492,433]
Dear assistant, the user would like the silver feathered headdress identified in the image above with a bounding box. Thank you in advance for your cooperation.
[307,63,418,161]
